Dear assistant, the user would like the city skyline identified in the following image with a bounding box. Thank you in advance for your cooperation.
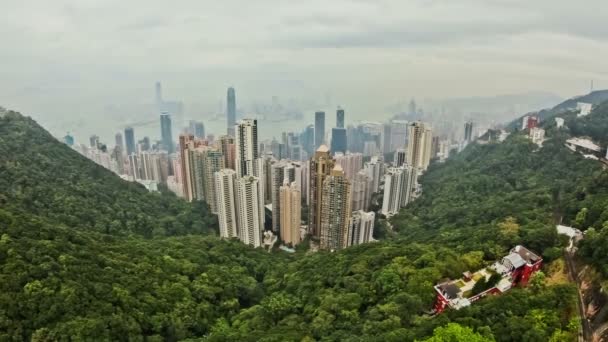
[3,1,607,142]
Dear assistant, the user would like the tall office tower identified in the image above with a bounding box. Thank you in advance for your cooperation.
[347,211,375,246]
[407,122,433,171]
[215,169,239,239]
[124,127,136,156]
[138,137,151,152]
[382,123,392,154]
[203,150,224,213]
[179,134,195,200]
[219,135,236,170]
[300,160,310,204]
[89,135,100,149]
[394,149,406,167]
[309,145,335,238]
[279,181,302,246]
[114,132,124,150]
[235,175,265,247]
[431,136,440,158]
[334,152,363,181]
[300,125,315,156]
[400,165,418,208]
[227,87,236,136]
[271,161,296,234]
[336,108,345,128]
[235,119,260,178]
[160,112,174,153]
[189,120,205,139]
[262,155,276,204]
[330,128,347,155]
[314,111,326,149]
[409,99,417,116]
[363,156,382,193]
[155,81,163,109]
[352,170,373,211]
[390,120,408,151]
[464,121,474,143]
[363,141,378,157]
[319,165,352,251]
[381,167,406,216]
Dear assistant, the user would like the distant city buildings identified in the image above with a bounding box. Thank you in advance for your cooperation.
[314,111,326,149]
[407,121,433,171]
[160,112,174,153]
[464,121,474,143]
[124,127,136,156]
[227,87,236,136]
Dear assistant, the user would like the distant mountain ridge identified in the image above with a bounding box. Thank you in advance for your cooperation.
[507,89,608,130]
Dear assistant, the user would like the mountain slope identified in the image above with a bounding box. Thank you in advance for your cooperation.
[507,89,608,130]
[0,106,589,341]
[0,110,217,237]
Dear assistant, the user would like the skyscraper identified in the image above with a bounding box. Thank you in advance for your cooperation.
[89,135,100,149]
[279,181,301,246]
[407,122,433,171]
[464,121,474,143]
[336,108,345,128]
[330,128,347,155]
[394,149,406,167]
[400,165,418,208]
[309,145,334,238]
[124,127,136,156]
[160,112,174,153]
[202,150,224,213]
[189,120,205,139]
[227,87,236,136]
[114,132,124,150]
[219,135,236,170]
[314,111,325,149]
[382,167,406,216]
[347,211,375,246]
[215,169,238,239]
[363,156,383,193]
[319,164,352,251]
[235,119,260,178]
[235,175,265,247]
[271,161,296,234]
[334,152,363,181]
[352,170,373,211]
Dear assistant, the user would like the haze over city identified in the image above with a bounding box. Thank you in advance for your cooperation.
[2,0,608,140]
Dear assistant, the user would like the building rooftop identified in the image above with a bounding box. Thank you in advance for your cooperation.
[566,137,601,152]
[511,245,541,264]
[317,144,330,153]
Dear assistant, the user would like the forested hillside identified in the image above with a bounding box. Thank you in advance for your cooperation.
[3,103,606,341]
[0,110,217,237]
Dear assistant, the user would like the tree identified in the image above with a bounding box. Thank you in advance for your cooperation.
[420,323,494,342]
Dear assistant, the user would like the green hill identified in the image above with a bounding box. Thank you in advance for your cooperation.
[0,110,217,237]
[507,89,608,131]
[2,104,601,341]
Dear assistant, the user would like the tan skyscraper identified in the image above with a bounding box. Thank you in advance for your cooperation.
[219,135,236,170]
[202,150,224,213]
[309,145,335,238]
[279,181,301,246]
[215,169,238,239]
[407,122,433,171]
[319,164,352,251]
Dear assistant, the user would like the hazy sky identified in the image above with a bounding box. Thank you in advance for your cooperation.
[1,0,608,139]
